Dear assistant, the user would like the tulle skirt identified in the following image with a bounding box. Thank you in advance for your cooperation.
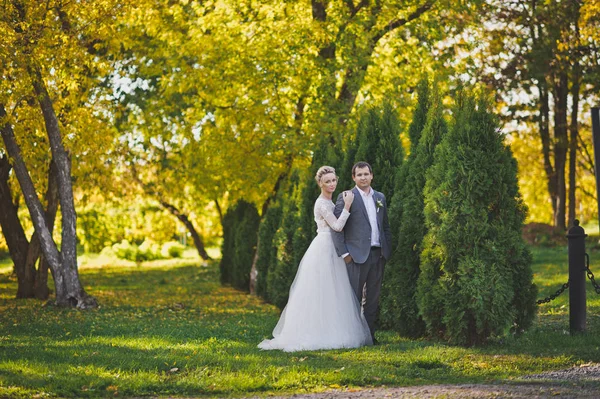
[258,231,372,352]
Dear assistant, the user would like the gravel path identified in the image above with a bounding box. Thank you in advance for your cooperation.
[245,364,600,399]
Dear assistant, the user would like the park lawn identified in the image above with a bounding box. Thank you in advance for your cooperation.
[1,247,600,398]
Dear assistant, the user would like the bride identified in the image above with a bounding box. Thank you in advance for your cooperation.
[258,166,372,352]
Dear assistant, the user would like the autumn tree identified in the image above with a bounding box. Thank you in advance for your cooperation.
[0,1,126,306]
[475,0,600,229]
[104,0,481,292]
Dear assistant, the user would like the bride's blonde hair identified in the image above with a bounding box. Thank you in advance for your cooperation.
[315,165,336,184]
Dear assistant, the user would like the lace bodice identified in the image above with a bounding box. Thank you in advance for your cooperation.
[314,197,350,233]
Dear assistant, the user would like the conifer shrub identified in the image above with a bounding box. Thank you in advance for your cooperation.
[417,92,537,345]
[354,103,403,204]
[388,77,430,242]
[266,171,303,309]
[380,81,445,337]
[255,200,283,300]
[219,200,260,291]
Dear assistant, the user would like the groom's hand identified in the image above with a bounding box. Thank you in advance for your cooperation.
[344,255,353,264]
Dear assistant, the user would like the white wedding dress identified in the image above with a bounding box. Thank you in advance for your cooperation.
[258,196,372,352]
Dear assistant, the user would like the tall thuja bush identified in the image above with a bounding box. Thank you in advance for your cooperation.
[388,77,430,242]
[380,84,446,336]
[354,103,403,201]
[231,202,261,290]
[255,201,283,300]
[219,200,260,291]
[374,102,404,205]
[293,136,342,268]
[338,133,359,192]
[266,170,304,309]
[219,209,235,285]
[417,92,537,345]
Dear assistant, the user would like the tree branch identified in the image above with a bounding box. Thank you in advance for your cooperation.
[373,0,435,43]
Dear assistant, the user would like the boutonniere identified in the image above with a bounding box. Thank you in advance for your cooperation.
[376,198,383,213]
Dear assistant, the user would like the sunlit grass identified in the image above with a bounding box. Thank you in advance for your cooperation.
[1,247,600,398]
[0,257,13,275]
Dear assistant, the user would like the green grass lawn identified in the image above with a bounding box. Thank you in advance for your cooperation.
[1,247,600,398]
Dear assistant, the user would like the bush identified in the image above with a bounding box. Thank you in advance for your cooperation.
[354,102,404,204]
[111,239,163,262]
[138,239,162,261]
[266,171,303,309]
[219,200,260,291]
[161,241,185,258]
[255,202,283,300]
[380,79,443,337]
[78,209,112,253]
[417,91,537,345]
[99,245,116,258]
[112,240,138,262]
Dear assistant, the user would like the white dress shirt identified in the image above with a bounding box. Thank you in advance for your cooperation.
[358,186,380,247]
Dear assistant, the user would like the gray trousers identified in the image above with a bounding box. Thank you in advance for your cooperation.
[346,247,385,340]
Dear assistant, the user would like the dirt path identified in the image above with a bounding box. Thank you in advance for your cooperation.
[256,383,598,398]
[245,364,600,399]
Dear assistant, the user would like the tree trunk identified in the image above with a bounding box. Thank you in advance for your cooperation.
[214,198,223,226]
[552,71,569,231]
[0,153,33,298]
[7,62,97,309]
[158,200,211,261]
[568,62,580,228]
[0,104,64,296]
[0,144,58,300]
[538,80,558,223]
[32,161,59,299]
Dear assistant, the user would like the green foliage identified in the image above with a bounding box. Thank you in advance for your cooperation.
[374,102,405,206]
[266,171,303,309]
[417,91,537,345]
[380,79,443,337]
[219,209,236,286]
[219,200,260,291]
[77,200,184,253]
[255,202,283,300]
[77,209,112,253]
[338,133,359,191]
[388,77,431,243]
[407,78,431,154]
[111,240,137,262]
[354,108,380,170]
[161,241,185,258]
[111,239,163,263]
[352,103,404,202]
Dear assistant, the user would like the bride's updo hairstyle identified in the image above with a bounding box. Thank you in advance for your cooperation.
[315,165,336,184]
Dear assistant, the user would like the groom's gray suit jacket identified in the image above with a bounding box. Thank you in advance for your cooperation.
[332,187,392,264]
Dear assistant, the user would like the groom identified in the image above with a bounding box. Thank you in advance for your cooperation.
[333,161,392,344]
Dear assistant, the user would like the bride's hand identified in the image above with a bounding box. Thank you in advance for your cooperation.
[343,190,354,209]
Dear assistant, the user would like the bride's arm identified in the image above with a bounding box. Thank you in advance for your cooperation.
[318,201,350,232]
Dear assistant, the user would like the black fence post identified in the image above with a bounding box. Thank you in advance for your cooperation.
[567,220,587,334]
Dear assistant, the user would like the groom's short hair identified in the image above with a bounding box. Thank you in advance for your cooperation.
[352,161,373,176]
